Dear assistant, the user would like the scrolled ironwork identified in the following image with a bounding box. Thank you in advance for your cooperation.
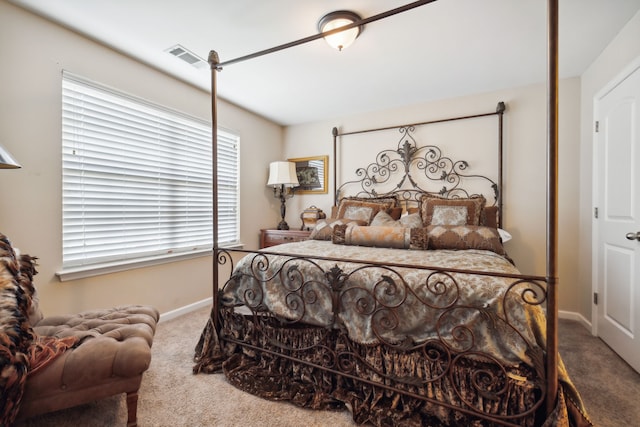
[336,126,499,207]
[216,249,548,425]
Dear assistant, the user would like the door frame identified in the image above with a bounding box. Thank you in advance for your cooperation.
[591,55,640,336]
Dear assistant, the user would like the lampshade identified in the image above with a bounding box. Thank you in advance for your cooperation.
[0,143,21,169]
[267,161,299,187]
[318,10,363,51]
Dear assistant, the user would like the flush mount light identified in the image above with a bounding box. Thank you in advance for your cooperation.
[317,10,364,51]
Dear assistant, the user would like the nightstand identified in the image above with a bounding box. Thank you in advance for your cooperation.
[260,229,312,249]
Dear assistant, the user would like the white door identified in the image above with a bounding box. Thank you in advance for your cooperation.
[595,61,640,373]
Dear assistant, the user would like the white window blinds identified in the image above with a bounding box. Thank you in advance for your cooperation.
[62,72,239,269]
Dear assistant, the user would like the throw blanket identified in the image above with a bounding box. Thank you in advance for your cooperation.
[0,234,77,425]
[0,234,35,425]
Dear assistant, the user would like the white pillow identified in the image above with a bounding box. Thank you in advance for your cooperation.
[498,228,512,243]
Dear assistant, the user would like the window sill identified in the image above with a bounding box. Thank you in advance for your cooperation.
[57,243,244,281]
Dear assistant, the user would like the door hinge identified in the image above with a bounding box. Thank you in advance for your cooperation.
[595,121,599,132]
[593,292,598,305]
[594,207,598,218]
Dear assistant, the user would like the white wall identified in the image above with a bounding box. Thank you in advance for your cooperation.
[579,11,640,323]
[0,2,283,316]
[285,79,583,314]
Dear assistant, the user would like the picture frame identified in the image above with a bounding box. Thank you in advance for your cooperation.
[288,155,328,194]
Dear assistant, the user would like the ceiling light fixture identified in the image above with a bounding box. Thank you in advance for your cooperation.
[318,10,364,51]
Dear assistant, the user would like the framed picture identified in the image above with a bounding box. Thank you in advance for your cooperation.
[288,155,328,194]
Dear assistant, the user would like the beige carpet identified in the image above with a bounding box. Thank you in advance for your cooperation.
[14,307,640,426]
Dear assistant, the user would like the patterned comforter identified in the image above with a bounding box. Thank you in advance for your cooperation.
[221,240,547,368]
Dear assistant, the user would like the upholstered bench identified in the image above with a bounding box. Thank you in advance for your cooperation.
[0,231,159,426]
[15,305,159,426]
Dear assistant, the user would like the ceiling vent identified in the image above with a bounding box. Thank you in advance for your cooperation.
[165,44,207,69]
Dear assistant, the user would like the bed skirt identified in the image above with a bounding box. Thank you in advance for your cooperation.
[193,307,573,426]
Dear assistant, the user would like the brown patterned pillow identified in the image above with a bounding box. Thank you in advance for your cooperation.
[388,207,403,220]
[420,195,486,226]
[332,225,429,250]
[339,195,399,207]
[480,206,499,228]
[309,218,367,240]
[336,198,395,224]
[426,225,506,256]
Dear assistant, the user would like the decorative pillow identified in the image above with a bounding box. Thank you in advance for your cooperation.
[370,210,398,227]
[370,210,423,229]
[332,197,401,221]
[387,207,403,221]
[498,228,512,243]
[332,225,429,250]
[420,195,486,226]
[309,218,367,240]
[480,205,499,228]
[338,195,399,207]
[336,198,395,224]
[426,225,507,256]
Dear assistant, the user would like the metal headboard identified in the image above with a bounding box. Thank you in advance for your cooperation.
[333,101,505,226]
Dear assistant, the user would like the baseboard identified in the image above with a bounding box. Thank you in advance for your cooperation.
[558,310,592,331]
[159,300,594,333]
[159,297,213,323]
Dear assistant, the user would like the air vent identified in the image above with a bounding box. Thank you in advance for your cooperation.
[165,44,207,69]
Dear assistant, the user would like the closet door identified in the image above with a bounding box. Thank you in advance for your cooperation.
[595,60,640,373]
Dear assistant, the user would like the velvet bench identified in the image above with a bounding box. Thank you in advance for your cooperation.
[15,305,160,426]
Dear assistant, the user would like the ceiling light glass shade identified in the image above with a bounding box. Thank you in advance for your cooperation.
[0,143,21,169]
[267,161,299,187]
[318,11,363,51]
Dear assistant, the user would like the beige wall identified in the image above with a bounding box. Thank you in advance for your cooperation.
[3,1,637,322]
[579,11,640,324]
[0,2,283,317]
[285,79,583,314]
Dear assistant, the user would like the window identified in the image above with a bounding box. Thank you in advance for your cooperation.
[61,72,239,274]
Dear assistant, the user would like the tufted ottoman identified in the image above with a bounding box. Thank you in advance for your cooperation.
[15,305,159,426]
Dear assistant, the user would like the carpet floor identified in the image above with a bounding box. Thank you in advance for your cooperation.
[14,307,640,426]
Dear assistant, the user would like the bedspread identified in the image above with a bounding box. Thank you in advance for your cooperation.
[221,240,547,369]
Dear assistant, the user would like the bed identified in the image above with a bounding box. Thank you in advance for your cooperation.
[193,1,591,426]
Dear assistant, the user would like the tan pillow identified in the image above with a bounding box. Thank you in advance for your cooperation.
[332,205,402,221]
[370,210,423,229]
[309,218,367,240]
[420,195,486,226]
[336,199,395,224]
[426,225,507,256]
[332,225,429,250]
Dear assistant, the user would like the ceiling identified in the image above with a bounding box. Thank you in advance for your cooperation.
[10,0,640,126]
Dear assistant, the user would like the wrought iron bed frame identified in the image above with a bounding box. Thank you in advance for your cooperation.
[200,0,561,424]
[203,103,549,425]
[332,101,505,226]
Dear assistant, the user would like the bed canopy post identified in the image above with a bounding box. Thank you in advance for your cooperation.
[546,0,559,416]
[497,101,505,229]
[332,127,338,206]
[209,50,221,332]
[201,0,567,421]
